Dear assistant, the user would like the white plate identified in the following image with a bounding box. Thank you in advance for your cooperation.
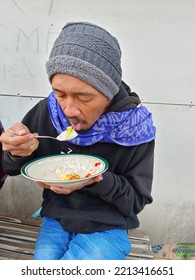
[21,154,109,188]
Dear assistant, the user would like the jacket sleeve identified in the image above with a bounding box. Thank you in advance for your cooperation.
[1,100,46,176]
[2,152,32,176]
[85,140,155,217]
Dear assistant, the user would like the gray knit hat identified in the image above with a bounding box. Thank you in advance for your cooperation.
[46,22,122,99]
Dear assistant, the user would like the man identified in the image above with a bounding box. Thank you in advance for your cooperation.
[0,22,156,259]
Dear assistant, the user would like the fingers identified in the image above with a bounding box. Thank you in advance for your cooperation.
[35,181,51,189]
[2,134,39,156]
[84,174,103,185]
[92,174,103,183]
[35,175,104,195]
[50,185,83,194]
[10,122,30,136]
[0,123,39,157]
[36,181,83,194]
[35,182,82,194]
[50,175,103,195]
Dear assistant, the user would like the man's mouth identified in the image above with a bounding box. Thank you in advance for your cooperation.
[66,117,88,132]
[71,122,82,131]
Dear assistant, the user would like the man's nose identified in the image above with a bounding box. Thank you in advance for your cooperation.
[64,99,80,116]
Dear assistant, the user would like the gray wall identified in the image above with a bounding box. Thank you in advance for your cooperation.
[0,0,195,245]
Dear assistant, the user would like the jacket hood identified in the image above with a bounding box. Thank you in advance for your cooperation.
[108,81,141,112]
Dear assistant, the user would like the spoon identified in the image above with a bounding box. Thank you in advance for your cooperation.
[10,126,78,142]
[35,126,78,141]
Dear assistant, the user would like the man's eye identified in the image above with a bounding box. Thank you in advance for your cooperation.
[55,93,66,99]
[79,96,93,102]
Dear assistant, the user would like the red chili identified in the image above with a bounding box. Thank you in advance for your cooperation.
[94,162,101,167]
[85,173,92,178]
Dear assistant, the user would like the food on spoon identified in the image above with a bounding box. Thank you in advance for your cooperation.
[59,173,80,180]
[56,126,78,141]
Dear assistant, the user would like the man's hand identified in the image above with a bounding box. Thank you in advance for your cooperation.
[0,122,39,157]
[36,174,103,195]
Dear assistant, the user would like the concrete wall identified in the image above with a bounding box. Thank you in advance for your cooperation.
[0,0,195,245]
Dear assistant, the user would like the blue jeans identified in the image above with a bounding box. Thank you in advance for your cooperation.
[34,217,131,260]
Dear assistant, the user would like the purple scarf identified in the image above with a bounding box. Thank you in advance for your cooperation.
[48,91,156,146]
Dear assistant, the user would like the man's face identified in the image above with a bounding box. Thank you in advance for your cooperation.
[51,74,112,132]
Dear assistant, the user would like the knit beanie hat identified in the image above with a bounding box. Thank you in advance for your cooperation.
[46,22,122,99]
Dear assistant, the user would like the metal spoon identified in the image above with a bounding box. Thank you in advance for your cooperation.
[35,127,78,141]
[10,126,78,142]
[34,135,65,141]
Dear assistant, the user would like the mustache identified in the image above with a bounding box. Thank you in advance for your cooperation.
[66,117,87,125]
[66,117,80,124]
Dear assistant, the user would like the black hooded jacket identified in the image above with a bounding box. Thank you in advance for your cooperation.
[2,82,155,233]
